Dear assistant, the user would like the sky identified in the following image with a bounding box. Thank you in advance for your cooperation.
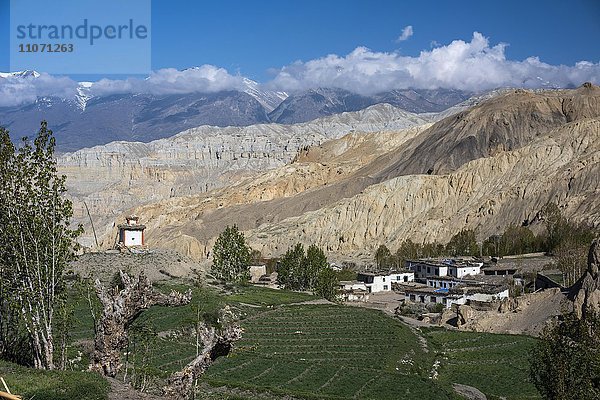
[0,0,599,105]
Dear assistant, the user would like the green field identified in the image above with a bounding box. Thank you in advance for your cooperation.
[423,329,540,400]
[62,284,541,399]
[203,305,449,399]
[0,360,109,400]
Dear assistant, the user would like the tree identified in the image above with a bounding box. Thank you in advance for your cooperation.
[305,244,328,289]
[375,245,392,269]
[278,243,307,290]
[0,122,81,370]
[499,225,537,256]
[211,225,251,283]
[91,271,192,377]
[529,311,600,399]
[540,202,569,254]
[277,243,330,293]
[446,229,479,256]
[395,239,421,267]
[314,267,338,302]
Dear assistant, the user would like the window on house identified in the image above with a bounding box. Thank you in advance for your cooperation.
[427,267,431,274]
[431,296,437,303]
[404,276,408,282]
[410,294,416,301]
[382,277,386,282]
[383,285,388,290]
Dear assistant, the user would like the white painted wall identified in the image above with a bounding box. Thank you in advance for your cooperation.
[124,230,143,246]
[450,265,482,278]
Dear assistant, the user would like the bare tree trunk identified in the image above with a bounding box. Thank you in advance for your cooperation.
[90,271,192,377]
[163,318,243,400]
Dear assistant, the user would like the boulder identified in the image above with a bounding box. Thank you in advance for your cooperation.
[457,305,474,326]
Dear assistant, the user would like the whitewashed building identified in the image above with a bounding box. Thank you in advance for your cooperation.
[357,271,414,293]
[117,216,146,247]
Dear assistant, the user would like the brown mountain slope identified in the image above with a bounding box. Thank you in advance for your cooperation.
[245,118,599,257]
[100,126,428,251]
[373,83,600,180]
[116,85,600,260]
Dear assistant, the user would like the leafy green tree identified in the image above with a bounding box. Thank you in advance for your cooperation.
[446,229,479,256]
[421,241,445,258]
[499,225,537,256]
[277,243,330,293]
[0,122,81,369]
[314,267,339,302]
[305,244,328,289]
[375,244,392,269]
[529,311,600,399]
[211,225,251,283]
[540,202,569,253]
[395,239,421,267]
[277,243,306,290]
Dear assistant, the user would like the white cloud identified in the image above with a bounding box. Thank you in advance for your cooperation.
[266,32,600,94]
[0,72,78,107]
[1,32,599,107]
[396,25,413,42]
[91,65,246,96]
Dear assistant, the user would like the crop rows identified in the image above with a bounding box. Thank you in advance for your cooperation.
[202,305,447,399]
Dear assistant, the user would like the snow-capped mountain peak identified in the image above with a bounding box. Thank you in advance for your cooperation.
[242,77,288,112]
[0,70,41,79]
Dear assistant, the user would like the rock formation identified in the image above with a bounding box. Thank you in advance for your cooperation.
[570,238,600,318]
[59,104,430,248]
[62,85,600,262]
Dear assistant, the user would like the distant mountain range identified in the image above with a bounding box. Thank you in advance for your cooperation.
[0,70,471,152]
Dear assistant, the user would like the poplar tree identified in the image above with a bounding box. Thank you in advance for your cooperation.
[0,122,81,369]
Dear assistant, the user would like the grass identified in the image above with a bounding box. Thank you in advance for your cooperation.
[0,360,109,400]
[63,282,540,399]
[203,305,451,399]
[423,328,540,400]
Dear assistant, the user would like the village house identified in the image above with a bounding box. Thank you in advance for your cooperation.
[406,258,482,280]
[117,215,146,247]
[357,271,414,293]
[338,281,370,302]
[249,265,267,283]
[404,283,509,309]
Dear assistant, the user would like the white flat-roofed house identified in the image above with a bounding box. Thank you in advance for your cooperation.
[406,260,449,279]
[338,281,370,302]
[357,271,414,293]
[448,262,483,278]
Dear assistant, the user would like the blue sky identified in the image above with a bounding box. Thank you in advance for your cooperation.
[148,0,600,82]
[1,0,599,81]
[0,0,599,105]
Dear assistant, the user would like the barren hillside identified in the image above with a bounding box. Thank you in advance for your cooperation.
[93,85,599,261]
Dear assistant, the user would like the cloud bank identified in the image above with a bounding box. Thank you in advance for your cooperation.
[0,72,78,107]
[0,32,599,107]
[90,65,247,96]
[267,32,600,94]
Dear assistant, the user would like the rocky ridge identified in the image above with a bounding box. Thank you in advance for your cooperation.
[112,85,600,261]
[60,104,431,247]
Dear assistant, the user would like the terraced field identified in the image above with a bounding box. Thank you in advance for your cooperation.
[68,284,541,399]
[204,305,451,399]
[423,329,540,400]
